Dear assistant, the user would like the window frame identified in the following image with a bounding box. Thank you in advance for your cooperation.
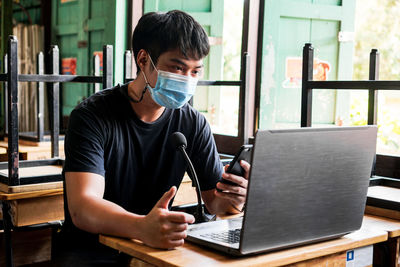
[301,43,400,180]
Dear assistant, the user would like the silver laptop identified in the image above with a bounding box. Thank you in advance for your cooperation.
[186,126,377,256]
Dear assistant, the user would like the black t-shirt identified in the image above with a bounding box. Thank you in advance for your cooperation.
[62,82,223,241]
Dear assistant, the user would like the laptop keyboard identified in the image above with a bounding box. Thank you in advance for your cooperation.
[200,228,241,244]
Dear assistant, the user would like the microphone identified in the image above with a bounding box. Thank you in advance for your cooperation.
[170,132,216,223]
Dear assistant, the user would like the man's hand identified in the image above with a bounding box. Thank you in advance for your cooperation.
[215,160,250,212]
[139,186,195,249]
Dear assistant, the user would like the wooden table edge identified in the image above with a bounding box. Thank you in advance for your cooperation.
[99,228,388,267]
[0,188,64,200]
[363,214,400,238]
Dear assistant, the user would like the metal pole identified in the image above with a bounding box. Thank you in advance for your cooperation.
[368,49,379,125]
[7,36,19,186]
[93,54,100,93]
[124,50,132,83]
[49,45,59,158]
[4,54,8,136]
[301,43,314,127]
[103,45,113,89]
[37,52,44,141]
[241,52,250,144]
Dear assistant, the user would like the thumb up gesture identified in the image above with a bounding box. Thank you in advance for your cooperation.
[139,186,195,249]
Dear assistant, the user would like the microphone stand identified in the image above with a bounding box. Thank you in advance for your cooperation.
[178,146,216,223]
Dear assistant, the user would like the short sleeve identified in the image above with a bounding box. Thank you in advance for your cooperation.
[190,114,223,191]
[63,107,106,176]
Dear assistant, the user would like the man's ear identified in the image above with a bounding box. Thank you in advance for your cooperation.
[136,49,148,72]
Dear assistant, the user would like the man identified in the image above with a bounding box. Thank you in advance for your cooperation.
[55,10,249,265]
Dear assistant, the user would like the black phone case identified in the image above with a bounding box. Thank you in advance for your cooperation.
[218,145,253,190]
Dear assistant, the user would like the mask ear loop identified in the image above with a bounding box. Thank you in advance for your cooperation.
[129,53,156,103]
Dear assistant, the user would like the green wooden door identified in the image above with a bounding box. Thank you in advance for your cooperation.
[52,0,127,118]
[259,0,356,129]
[144,0,224,122]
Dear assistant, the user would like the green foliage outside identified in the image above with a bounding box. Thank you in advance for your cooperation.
[350,0,400,155]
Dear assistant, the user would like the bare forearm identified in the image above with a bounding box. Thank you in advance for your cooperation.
[70,196,145,240]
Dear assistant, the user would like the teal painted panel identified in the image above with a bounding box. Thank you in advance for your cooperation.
[310,19,340,124]
[314,0,342,5]
[52,0,126,117]
[52,0,85,117]
[145,0,211,13]
[56,1,79,25]
[259,0,356,129]
[58,34,86,116]
[274,18,339,124]
[13,0,42,24]
[90,0,106,17]
[274,17,310,124]
[182,0,211,12]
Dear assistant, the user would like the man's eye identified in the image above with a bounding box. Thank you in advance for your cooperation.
[192,70,203,78]
[174,66,183,71]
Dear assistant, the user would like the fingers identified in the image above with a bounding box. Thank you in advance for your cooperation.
[224,164,230,172]
[219,172,248,191]
[168,229,188,240]
[239,160,251,179]
[167,211,195,224]
[160,221,188,234]
[164,239,185,248]
[158,217,190,249]
[217,182,247,196]
[155,186,177,209]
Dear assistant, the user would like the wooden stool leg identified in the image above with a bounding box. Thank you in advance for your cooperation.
[388,238,399,267]
[2,201,14,267]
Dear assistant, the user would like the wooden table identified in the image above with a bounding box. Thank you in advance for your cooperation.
[366,185,400,220]
[0,140,65,161]
[0,188,64,267]
[363,215,400,266]
[99,220,387,266]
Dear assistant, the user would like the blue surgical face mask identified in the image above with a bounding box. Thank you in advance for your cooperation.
[142,56,198,109]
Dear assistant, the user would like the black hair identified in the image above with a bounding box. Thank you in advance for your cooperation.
[132,10,210,73]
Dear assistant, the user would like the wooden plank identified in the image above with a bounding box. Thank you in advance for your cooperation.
[363,215,400,267]
[0,140,65,160]
[127,251,350,267]
[363,215,400,238]
[0,188,63,201]
[5,138,64,147]
[99,225,387,267]
[289,251,349,267]
[368,186,400,203]
[10,194,64,227]
[365,205,400,221]
[0,165,62,178]
[0,181,63,193]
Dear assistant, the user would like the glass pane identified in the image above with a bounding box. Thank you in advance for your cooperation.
[194,85,240,136]
[221,0,243,81]
[193,0,243,136]
[376,91,400,156]
[353,0,400,156]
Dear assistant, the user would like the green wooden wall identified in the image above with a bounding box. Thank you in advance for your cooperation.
[52,0,127,118]
[259,0,356,129]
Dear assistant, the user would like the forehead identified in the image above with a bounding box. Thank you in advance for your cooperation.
[157,49,203,67]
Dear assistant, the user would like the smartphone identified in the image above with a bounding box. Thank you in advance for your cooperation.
[218,144,253,191]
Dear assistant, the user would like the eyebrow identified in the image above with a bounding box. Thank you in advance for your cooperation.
[169,58,204,69]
